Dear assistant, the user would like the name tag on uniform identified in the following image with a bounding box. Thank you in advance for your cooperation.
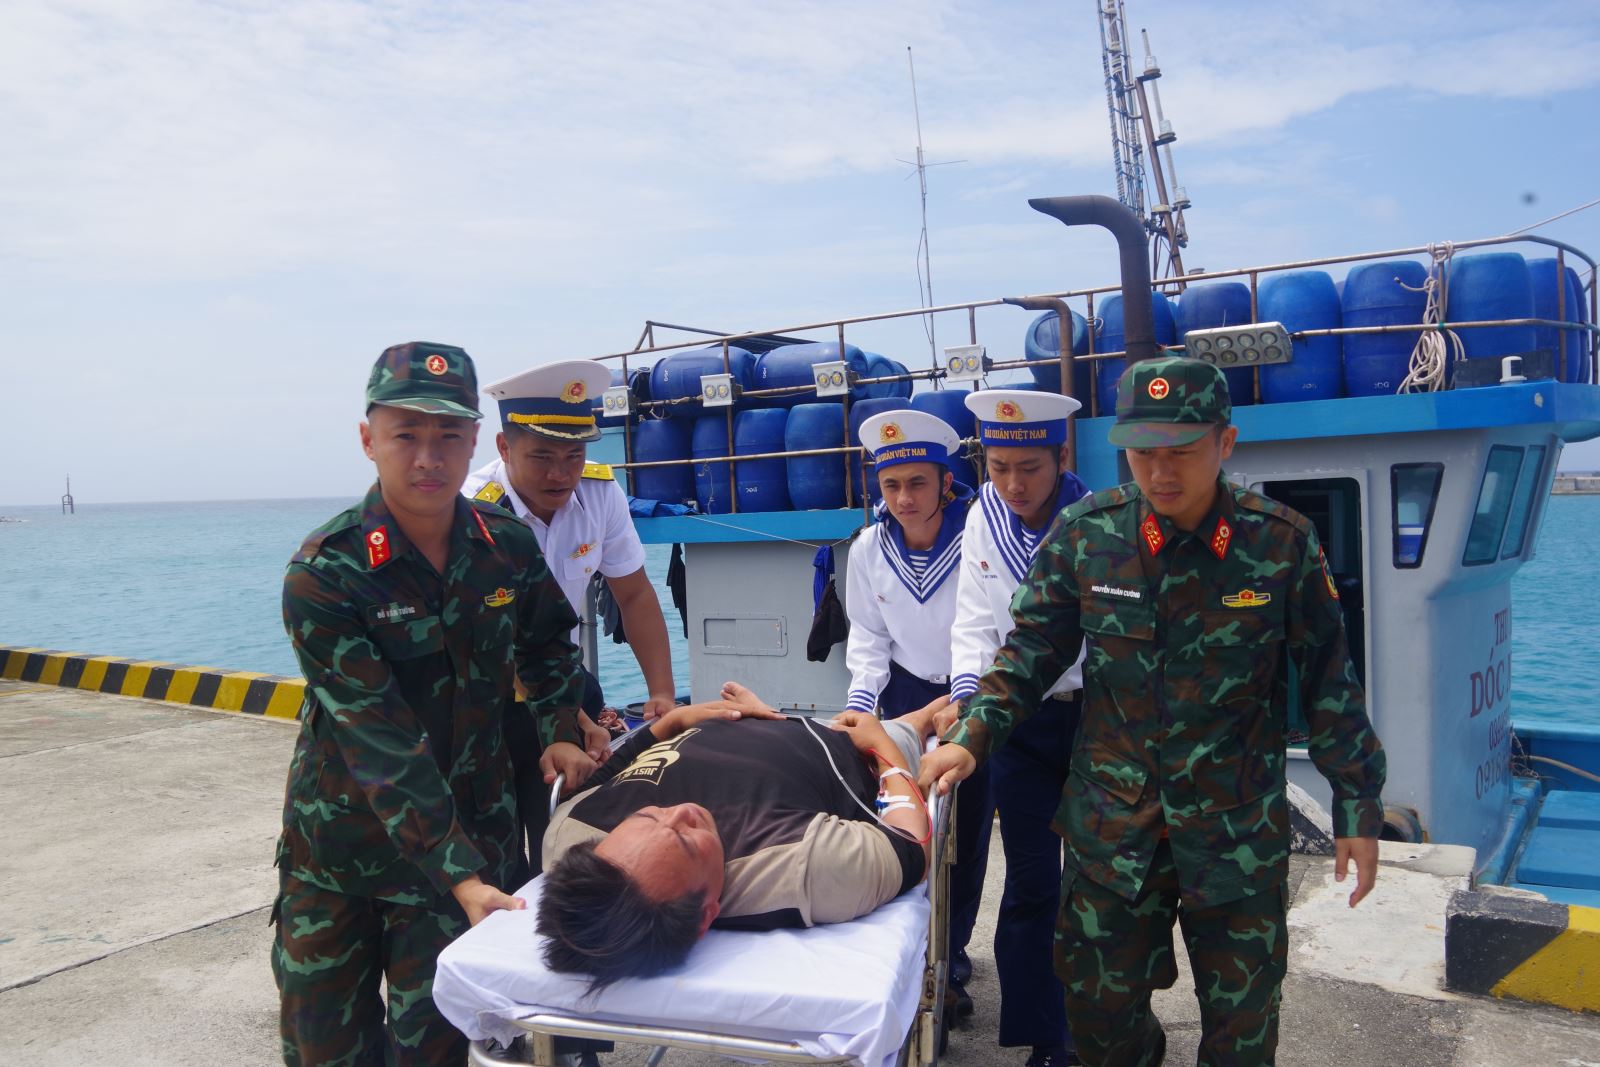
[1090,583,1142,602]
[366,600,426,625]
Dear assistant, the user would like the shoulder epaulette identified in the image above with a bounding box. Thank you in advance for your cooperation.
[1234,486,1318,538]
[580,462,613,481]
[470,497,524,525]
[473,480,509,505]
[1061,483,1138,522]
[290,509,360,565]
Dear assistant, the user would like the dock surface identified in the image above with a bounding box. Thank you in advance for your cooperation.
[2,678,1597,1066]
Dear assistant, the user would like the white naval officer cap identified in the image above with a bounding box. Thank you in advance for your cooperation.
[963,388,1081,448]
[483,359,614,442]
[858,408,963,471]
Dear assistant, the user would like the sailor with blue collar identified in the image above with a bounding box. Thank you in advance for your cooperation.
[463,360,678,724]
[844,408,974,718]
[842,406,991,1022]
[952,387,1091,1067]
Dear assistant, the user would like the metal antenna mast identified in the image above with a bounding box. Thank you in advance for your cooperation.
[907,46,938,367]
[1095,1,1191,281]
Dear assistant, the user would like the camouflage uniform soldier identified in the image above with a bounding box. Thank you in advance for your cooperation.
[271,342,597,1066]
[920,357,1386,1067]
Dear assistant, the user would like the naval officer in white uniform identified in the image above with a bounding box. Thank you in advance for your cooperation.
[951,387,1091,1067]
[464,359,677,723]
[843,406,991,1022]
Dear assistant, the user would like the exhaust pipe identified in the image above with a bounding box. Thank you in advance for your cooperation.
[1028,195,1159,364]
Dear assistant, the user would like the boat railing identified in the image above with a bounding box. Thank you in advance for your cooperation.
[595,231,1597,515]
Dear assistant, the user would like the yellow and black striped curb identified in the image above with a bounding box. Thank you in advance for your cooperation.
[0,645,305,721]
[1445,888,1600,1011]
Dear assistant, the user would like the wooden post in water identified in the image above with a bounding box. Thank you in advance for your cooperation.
[61,476,74,515]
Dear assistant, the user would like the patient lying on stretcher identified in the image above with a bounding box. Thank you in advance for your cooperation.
[537,683,939,987]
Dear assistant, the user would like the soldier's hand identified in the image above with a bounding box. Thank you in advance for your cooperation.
[450,875,526,927]
[640,694,677,721]
[1335,836,1379,907]
[576,711,611,762]
[917,742,977,797]
[541,741,599,794]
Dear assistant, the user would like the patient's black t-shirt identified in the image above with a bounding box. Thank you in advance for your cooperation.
[543,717,926,930]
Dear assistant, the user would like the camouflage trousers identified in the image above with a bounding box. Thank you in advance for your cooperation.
[1054,841,1287,1067]
[271,869,469,1067]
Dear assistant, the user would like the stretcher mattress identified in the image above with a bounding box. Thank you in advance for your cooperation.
[435,875,930,1067]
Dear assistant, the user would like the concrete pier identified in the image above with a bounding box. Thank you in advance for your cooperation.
[2,678,1597,1065]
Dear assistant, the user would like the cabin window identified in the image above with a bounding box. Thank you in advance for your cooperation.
[1499,445,1547,559]
[1390,463,1444,568]
[1463,446,1525,566]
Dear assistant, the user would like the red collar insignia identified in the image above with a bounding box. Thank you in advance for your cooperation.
[1210,517,1232,560]
[367,526,392,569]
[472,509,496,547]
[1140,513,1165,556]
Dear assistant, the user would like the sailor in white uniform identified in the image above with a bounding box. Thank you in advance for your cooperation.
[951,388,1091,1067]
[464,360,677,723]
[843,406,991,1022]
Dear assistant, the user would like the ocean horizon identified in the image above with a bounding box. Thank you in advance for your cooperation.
[3,493,1596,724]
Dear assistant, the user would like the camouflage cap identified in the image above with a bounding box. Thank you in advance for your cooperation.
[365,342,483,420]
[1108,356,1232,447]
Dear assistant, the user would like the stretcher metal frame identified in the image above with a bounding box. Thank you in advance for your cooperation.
[467,771,956,1067]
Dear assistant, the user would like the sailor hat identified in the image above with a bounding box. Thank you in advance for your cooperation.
[857,409,962,471]
[484,359,614,442]
[963,388,1082,447]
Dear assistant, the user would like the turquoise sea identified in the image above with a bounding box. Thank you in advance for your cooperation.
[0,494,1596,722]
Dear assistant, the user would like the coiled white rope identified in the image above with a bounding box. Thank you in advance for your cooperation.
[1399,242,1467,393]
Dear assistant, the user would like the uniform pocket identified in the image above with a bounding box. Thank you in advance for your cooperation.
[368,614,444,661]
[1080,596,1157,693]
[1195,609,1283,705]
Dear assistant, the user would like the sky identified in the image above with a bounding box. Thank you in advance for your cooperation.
[5,0,1600,505]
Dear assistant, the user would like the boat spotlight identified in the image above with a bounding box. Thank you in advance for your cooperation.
[602,384,632,418]
[700,372,738,408]
[813,360,851,397]
[944,344,987,384]
[1182,322,1293,368]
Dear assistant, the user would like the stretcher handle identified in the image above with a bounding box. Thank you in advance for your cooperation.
[549,774,565,817]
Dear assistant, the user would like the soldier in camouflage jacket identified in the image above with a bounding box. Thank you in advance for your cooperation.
[922,357,1386,1067]
[271,342,594,1066]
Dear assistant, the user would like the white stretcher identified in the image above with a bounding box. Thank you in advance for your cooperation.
[434,772,955,1067]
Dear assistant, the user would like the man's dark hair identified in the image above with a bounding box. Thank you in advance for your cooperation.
[536,841,706,992]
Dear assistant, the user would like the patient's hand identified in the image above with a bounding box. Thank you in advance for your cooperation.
[826,710,897,758]
[651,699,784,739]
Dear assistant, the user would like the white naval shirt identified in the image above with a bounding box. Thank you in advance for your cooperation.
[949,479,1091,703]
[842,495,971,714]
[463,458,647,642]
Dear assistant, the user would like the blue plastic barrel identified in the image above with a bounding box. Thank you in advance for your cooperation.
[911,389,979,489]
[861,354,913,401]
[1530,258,1591,382]
[1341,260,1428,397]
[1446,253,1535,362]
[649,347,756,415]
[691,415,733,515]
[733,409,791,513]
[1257,271,1343,403]
[848,397,913,506]
[1094,292,1178,416]
[1566,264,1593,383]
[785,403,848,510]
[750,342,869,408]
[1023,309,1091,400]
[1173,282,1256,406]
[629,418,694,505]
